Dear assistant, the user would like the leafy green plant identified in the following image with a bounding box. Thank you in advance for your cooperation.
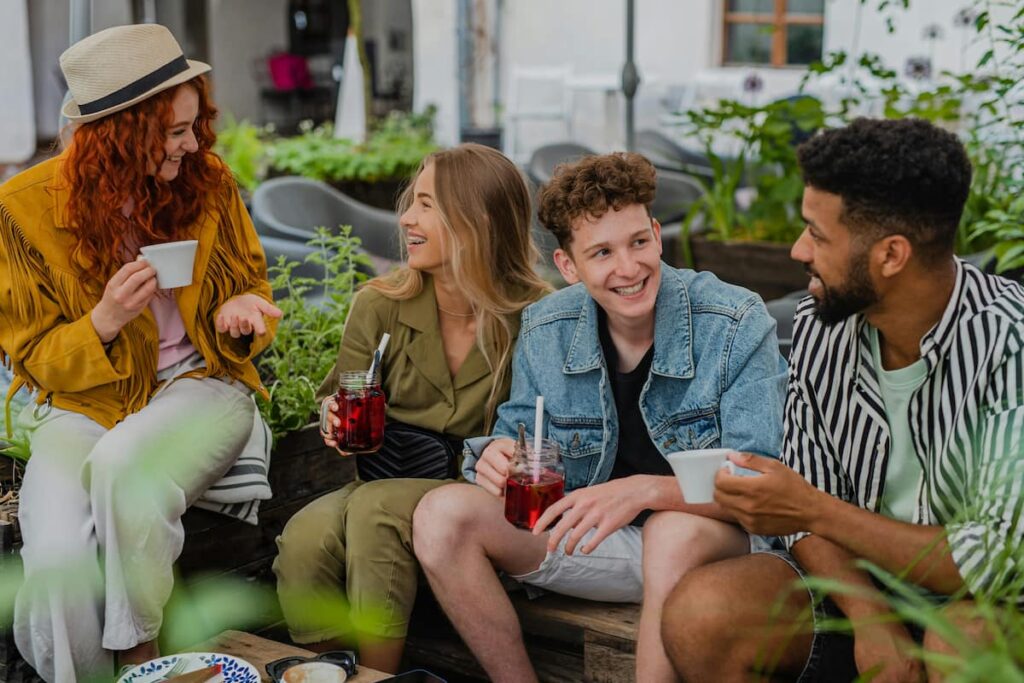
[267,106,438,183]
[213,116,271,193]
[794,1,1024,279]
[256,228,373,440]
[679,96,825,246]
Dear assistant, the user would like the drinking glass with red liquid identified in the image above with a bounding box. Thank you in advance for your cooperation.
[504,439,564,530]
[319,370,386,455]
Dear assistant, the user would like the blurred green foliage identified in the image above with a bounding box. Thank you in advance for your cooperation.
[255,228,373,440]
[267,107,438,184]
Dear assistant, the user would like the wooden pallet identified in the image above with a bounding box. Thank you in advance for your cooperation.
[405,591,640,682]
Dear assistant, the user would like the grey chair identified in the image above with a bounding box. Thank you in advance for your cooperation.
[259,234,376,309]
[252,176,403,261]
[526,142,597,188]
[652,169,704,225]
[636,129,714,178]
[764,289,808,359]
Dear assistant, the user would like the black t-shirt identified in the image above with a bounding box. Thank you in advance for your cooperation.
[598,308,672,524]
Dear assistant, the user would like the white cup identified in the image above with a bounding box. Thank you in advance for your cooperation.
[138,240,197,288]
[666,448,735,504]
[138,239,199,289]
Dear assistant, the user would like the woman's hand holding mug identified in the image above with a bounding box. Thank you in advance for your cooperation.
[90,260,159,343]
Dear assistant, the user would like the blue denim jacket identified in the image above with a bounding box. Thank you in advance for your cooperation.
[463,264,788,491]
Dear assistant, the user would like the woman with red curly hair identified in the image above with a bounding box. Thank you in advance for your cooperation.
[0,24,281,682]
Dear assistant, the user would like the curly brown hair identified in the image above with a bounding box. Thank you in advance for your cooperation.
[537,152,657,253]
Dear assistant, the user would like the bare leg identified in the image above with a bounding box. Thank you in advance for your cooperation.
[662,553,815,682]
[117,639,159,668]
[358,638,406,673]
[304,635,405,673]
[923,601,998,683]
[637,512,750,683]
[413,483,549,683]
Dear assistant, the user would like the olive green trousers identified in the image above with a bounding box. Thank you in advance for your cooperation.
[272,477,450,642]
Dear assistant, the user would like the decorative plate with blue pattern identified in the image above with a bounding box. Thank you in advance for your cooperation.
[117,652,260,683]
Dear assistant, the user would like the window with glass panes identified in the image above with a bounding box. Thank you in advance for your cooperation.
[723,0,824,67]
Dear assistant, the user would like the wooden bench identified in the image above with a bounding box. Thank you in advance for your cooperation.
[4,432,647,683]
[405,592,641,682]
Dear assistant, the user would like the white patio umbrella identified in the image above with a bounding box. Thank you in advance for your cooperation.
[334,30,367,142]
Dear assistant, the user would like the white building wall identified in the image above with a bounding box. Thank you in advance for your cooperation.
[206,0,290,124]
[412,0,459,146]
[27,0,134,141]
[499,0,1001,156]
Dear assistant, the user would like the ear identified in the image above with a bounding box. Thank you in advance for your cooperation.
[651,218,663,256]
[553,248,580,284]
[874,234,912,278]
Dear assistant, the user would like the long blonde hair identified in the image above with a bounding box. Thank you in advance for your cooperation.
[365,143,551,429]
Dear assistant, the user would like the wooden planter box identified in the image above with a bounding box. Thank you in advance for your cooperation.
[689,233,807,302]
[326,179,407,212]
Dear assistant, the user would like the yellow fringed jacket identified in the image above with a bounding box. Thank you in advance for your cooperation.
[0,153,277,428]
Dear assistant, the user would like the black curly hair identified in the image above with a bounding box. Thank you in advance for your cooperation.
[797,117,972,263]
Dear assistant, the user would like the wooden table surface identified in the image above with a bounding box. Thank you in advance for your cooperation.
[195,630,390,682]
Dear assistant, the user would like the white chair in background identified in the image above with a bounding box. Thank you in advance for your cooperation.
[503,65,574,164]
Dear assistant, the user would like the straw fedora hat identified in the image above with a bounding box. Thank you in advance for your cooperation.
[60,23,211,124]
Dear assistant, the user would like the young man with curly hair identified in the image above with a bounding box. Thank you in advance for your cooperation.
[662,118,1024,681]
[412,152,787,682]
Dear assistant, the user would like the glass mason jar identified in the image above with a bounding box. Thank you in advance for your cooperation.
[320,370,386,455]
[503,438,564,530]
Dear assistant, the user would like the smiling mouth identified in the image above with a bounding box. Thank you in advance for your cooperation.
[407,236,426,246]
[612,278,647,296]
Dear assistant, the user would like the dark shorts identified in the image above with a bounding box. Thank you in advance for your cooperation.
[758,549,928,683]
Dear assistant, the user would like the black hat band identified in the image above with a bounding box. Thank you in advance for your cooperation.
[77,55,190,115]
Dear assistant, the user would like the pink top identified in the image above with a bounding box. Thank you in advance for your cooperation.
[149,292,197,370]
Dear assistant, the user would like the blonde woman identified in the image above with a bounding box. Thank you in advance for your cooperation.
[273,143,551,672]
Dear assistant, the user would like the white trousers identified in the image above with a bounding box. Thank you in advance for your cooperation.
[12,374,254,683]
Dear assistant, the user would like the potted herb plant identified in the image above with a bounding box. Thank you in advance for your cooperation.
[677,96,823,301]
[266,107,439,210]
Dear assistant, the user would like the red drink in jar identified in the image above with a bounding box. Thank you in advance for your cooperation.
[322,371,386,454]
[503,438,564,530]
[504,470,565,530]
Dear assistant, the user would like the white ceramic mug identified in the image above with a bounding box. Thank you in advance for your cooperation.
[666,448,735,504]
[138,239,199,289]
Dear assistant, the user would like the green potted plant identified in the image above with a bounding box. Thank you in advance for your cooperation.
[266,107,439,210]
[256,228,374,440]
[214,116,271,204]
[677,96,824,300]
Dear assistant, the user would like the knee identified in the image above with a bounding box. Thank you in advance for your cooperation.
[83,433,147,496]
[661,565,736,678]
[642,511,744,575]
[411,484,478,567]
[274,504,345,586]
[347,479,419,531]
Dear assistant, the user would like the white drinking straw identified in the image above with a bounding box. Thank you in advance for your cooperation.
[366,333,391,383]
[532,396,544,480]
[376,332,391,358]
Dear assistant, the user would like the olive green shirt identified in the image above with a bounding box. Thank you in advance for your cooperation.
[317,277,516,439]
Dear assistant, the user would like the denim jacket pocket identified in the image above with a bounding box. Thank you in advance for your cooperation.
[655,410,721,453]
[548,415,603,490]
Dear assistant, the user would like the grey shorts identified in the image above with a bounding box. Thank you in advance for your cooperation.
[511,526,773,604]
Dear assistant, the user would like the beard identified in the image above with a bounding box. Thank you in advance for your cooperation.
[809,250,878,325]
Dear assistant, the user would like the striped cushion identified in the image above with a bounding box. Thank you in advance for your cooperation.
[194,401,273,526]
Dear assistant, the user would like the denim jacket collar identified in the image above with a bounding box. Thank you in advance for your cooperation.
[563,264,694,379]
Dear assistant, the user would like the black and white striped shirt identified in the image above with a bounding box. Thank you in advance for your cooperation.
[782,259,1024,598]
